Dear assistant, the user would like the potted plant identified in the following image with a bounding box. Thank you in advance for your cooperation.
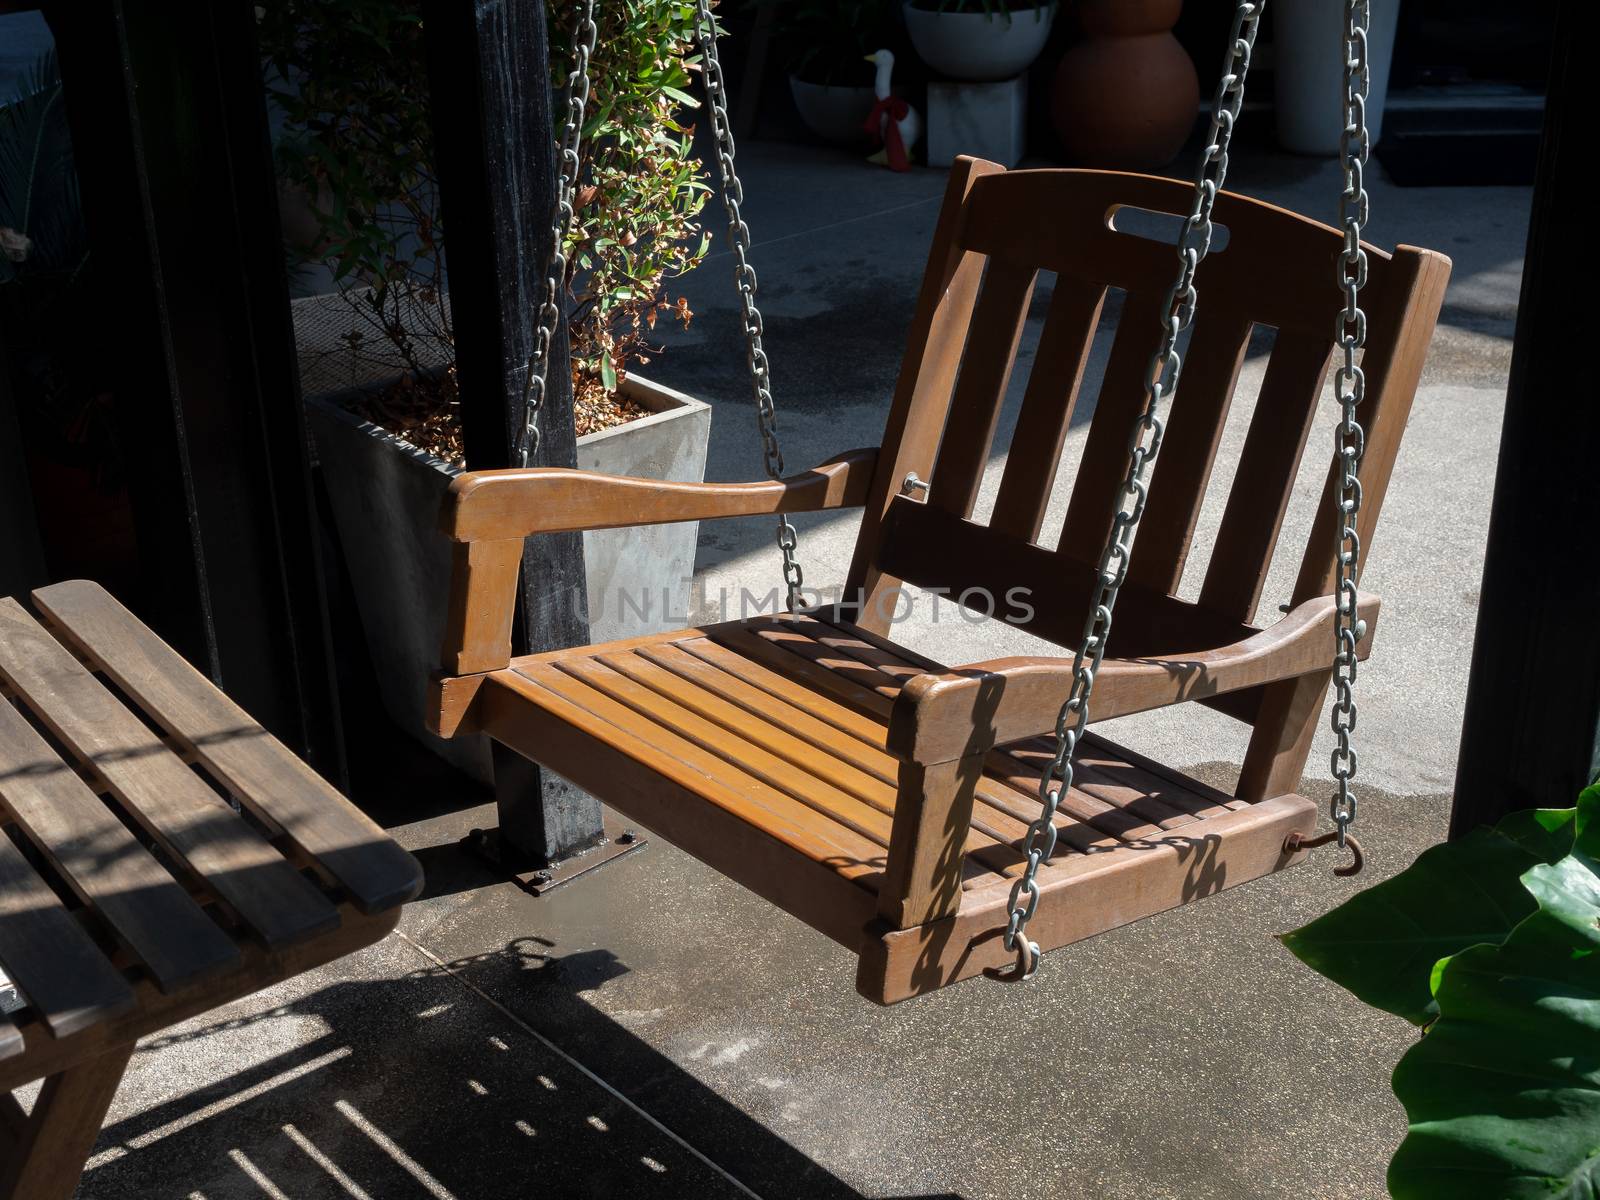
[260,0,714,780]
[903,0,1057,82]
[1274,0,1402,154]
[763,0,900,143]
[1281,777,1600,1198]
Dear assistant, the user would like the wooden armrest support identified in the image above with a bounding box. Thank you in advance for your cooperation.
[443,448,879,542]
[886,592,1382,764]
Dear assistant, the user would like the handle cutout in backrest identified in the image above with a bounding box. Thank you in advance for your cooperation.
[1107,204,1232,253]
[957,170,1369,338]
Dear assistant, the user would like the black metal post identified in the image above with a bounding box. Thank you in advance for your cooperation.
[44,0,346,783]
[1450,4,1598,837]
[423,0,602,864]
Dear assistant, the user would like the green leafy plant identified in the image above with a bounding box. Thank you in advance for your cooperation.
[259,0,710,421]
[550,0,710,393]
[1282,780,1600,1199]
[758,0,900,85]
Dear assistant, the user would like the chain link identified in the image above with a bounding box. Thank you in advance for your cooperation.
[993,0,1265,982]
[1330,0,1371,847]
[693,0,803,610]
[518,0,599,468]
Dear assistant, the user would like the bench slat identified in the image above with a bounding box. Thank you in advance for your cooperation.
[31,582,421,914]
[0,602,340,949]
[0,690,239,992]
[0,834,136,1038]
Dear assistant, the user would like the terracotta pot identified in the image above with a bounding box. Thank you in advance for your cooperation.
[1050,0,1198,170]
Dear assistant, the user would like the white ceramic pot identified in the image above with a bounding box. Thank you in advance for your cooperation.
[789,77,878,144]
[903,2,1056,83]
[1274,0,1401,155]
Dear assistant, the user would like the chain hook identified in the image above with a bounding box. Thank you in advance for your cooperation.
[1285,829,1365,878]
[984,938,1040,984]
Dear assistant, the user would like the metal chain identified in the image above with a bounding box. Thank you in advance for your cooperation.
[1331,0,1372,847]
[518,0,600,468]
[993,0,1266,982]
[692,0,804,611]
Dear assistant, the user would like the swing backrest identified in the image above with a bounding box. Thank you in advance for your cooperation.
[846,160,1452,661]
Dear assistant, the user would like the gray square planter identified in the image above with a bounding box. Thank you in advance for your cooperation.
[307,374,710,784]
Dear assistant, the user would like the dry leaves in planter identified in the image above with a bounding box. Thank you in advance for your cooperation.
[345,367,647,467]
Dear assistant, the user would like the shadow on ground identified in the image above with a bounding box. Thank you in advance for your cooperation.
[79,936,961,1200]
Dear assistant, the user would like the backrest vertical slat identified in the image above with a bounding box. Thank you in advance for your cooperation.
[1198,328,1332,623]
[1125,308,1254,595]
[1054,291,1164,564]
[1289,247,1453,607]
[847,157,1005,633]
[1237,245,1452,802]
[926,260,1039,519]
[988,278,1108,543]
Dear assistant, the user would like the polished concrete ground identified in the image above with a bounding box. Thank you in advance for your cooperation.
[72,137,1529,1199]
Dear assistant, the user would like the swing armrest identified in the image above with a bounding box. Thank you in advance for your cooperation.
[442,448,880,541]
[886,591,1382,765]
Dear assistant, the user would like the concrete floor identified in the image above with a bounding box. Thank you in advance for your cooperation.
[75,138,1528,1199]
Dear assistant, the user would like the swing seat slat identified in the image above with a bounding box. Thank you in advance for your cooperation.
[430,161,1451,1003]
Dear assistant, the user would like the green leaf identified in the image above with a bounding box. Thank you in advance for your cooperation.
[599,353,617,391]
[1386,784,1600,1200]
[1280,807,1578,1025]
[258,0,713,389]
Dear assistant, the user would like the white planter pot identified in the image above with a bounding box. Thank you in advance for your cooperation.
[307,371,710,785]
[1274,0,1401,155]
[789,78,878,144]
[903,3,1056,83]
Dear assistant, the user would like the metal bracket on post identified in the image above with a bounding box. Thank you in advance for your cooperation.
[465,747,645,895]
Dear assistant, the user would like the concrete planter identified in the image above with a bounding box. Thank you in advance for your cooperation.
[307,374,710,783]
[574,376,712,645]
[903,2,1056,82]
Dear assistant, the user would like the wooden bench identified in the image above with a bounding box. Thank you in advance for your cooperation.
[0,580,422,1200]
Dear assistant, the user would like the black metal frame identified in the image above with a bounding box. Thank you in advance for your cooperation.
[423,0,603,863]
[1450,1,1598,835]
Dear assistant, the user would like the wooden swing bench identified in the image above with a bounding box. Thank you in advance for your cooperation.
[429,161,1450,1005]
